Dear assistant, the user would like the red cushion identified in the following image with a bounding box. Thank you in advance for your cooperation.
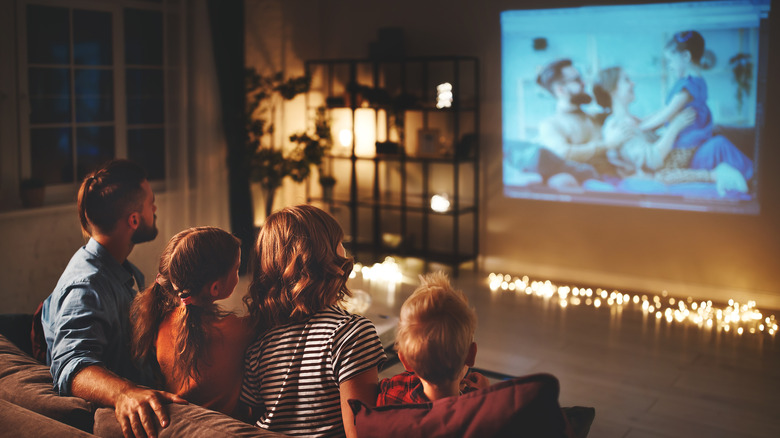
[349,373,572,438]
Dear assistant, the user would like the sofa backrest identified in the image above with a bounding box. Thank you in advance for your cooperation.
[0,333,94,432]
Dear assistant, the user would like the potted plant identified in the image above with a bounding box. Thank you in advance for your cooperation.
[19,177,45,208]
[318,175,336,201]
[246,68,332,218]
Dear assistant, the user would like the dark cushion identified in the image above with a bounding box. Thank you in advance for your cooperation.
[0,399,95,437]
[349,373,573,438]
[562,406,596,438]
[0,313,33,355]
[0,334,94,432]
[93,403,289,438]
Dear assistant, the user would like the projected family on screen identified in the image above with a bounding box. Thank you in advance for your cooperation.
[501,1,769,214]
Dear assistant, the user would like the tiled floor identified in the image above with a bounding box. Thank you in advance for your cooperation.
[224,267,780,438]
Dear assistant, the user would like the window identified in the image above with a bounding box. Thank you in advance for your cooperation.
[18,0,167,195]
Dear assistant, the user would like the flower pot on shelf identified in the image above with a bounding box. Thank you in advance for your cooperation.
[319,176,336,202]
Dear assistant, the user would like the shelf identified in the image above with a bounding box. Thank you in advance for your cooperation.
[349,242,477,267]
[321,103,478,112]
[327,153,477,163]
[305,56,479,275]
[309,195,477,214]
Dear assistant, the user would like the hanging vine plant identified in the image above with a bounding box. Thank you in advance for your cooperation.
[729,53,753,112]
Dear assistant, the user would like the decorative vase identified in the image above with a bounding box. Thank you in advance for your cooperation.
[322,184,334,202]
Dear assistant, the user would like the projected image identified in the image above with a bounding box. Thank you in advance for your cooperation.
[501,1,769,214]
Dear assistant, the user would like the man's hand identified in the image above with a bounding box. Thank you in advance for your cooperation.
[114,386,187,438]
[71,366,187,438]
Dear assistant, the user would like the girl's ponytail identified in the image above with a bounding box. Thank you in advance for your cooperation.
[131,280,177,367]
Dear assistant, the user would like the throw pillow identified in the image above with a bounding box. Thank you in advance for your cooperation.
[350,372,572,438]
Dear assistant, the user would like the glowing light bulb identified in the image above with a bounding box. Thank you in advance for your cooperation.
[436,82,453,109]
[430,194,451,212]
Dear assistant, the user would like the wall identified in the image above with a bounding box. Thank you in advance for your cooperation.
[0,192,180,313]
[247,0,780,309]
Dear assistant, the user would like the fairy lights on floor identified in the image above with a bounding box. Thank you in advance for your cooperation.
[350,257,404,283]
[487,273,777,337]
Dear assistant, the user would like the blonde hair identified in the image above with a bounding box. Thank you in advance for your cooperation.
[395,272,477,386]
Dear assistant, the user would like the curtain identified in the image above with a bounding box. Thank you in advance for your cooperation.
[130,0,234,277]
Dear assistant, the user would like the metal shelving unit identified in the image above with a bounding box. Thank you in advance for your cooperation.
[305,56,479,275]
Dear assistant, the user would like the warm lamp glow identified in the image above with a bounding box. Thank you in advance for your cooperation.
[430,193,451,212]
[354,109,377,156]
[436,82,453,109]
[339,129,352,147]
[351,257,403,283]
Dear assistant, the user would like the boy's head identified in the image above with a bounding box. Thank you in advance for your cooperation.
[395,272,477,386]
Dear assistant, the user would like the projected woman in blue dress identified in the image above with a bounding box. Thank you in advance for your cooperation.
[639,30,754,187]
[594,66,747,195]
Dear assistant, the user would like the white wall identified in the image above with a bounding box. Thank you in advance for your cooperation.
[247,0,780,309]
[0,192,181,313]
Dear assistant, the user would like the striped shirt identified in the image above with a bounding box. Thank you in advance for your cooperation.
[241,305,386,437]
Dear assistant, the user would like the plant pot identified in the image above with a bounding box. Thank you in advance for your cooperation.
[20,187,45,208]
[321,184,334,202]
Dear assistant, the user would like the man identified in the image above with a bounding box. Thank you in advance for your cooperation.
[536,58,629,176]
[41,159,185,438]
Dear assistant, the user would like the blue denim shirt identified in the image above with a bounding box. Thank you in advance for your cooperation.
[42,238,153,395]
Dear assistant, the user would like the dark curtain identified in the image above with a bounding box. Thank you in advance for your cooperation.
[206,0,254,274]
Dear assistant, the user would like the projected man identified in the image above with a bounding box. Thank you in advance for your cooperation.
[536,59,629,176]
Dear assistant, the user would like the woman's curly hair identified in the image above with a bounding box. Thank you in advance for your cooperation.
[244,205,353,331]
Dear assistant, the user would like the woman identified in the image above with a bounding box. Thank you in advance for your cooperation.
[241,205,386,438]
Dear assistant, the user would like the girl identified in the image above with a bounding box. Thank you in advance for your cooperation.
[241,204,386,438]
[639,30,753,185]
[131,226,253,418]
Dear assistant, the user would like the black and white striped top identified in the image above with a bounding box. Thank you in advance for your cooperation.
[241,305,386,437]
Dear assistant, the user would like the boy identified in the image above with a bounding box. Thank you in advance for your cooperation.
[377,272,489,405]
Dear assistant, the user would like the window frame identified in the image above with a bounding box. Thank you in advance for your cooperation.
[12,0,169,208]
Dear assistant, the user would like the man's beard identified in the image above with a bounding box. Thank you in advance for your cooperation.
[131,216,158,244]
[570,92,592,106]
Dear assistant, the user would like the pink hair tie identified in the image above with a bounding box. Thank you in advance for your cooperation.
[180,295,196,306]
[155,274,164,286]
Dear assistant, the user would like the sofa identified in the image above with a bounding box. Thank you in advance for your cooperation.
[0,329,286,437]
[1,314,594,437]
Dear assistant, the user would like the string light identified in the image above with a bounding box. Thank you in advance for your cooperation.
[487,272,777,337]
[351,257,403,283]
